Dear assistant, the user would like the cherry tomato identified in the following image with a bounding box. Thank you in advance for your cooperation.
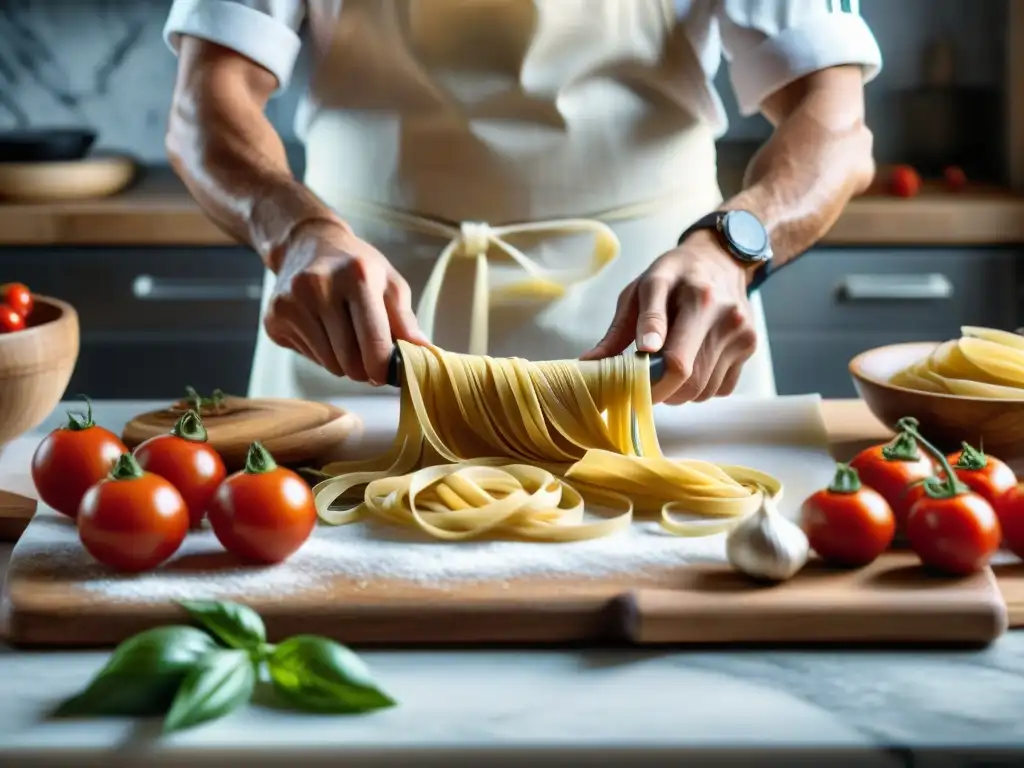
[31,396,128,518]
[134,409,227,529]
[943,165,968,193]
[801,463,895,567]
[906,486,1000,575]
[888,165,922,198]
[945,442,1017,509]
[77,453,189,572]
[1,282,33,319]
[0,303,25,333]
[849,419,934,532]
[207,441,316,564]
[996,484,1024,559]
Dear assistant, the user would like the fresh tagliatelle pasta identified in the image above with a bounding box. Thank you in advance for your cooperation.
[311,342,783,541]
[890,326,1024,398]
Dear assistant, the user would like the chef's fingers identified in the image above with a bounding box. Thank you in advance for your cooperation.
[667,338,723,405]
[265,297,334,373]
[384,274,430,346]
[322,301,368,382]
[298,307,347,377]
[652,295,714,402]
[349,283,395,385]
[580,281,638,360]
[693,344,737,403]
[634,274,672,353]
[716,361,744,398]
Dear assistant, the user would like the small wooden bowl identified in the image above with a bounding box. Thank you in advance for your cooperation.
[849,341,1024,458]
[121,397,364,473]
[0,296,80,449]
[0,155,135,201]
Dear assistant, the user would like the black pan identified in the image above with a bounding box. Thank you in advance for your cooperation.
[0,129,97,163]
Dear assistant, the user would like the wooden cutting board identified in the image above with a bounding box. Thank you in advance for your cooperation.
[0,490,36,542]
[121,396,363,472]
[3,513,1007,649]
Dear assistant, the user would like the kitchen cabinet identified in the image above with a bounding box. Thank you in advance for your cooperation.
[2,245,1021,400]
[0,246,263,398]
[762,247,1023,397]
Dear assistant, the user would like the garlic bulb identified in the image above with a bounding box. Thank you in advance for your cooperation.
[726,494,809,582]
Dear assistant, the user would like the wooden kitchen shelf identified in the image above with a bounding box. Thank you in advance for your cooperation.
[2,171,1024,248]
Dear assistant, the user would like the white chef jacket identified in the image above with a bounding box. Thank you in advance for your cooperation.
[164,0,882,139]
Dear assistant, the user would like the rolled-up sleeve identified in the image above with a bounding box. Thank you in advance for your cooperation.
[163,0,306,92]
[718,0,882,116]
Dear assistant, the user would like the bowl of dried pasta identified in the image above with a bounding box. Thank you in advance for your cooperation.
[849,327,1024,457]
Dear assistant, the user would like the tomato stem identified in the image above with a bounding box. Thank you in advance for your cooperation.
[182,386,228,414]
[880,417,922,462]
[172,409,209,443]
[954,441,987,471]
[893,417,969,499]
[63,394,96,431]
[244,441,278,474]
[827,463,862,494]
[109,453,145,481]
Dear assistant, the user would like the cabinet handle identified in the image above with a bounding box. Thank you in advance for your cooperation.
[839,273,953,301]
[132,275,262,302]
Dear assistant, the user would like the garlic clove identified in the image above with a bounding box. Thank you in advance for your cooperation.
[726,494,809,583]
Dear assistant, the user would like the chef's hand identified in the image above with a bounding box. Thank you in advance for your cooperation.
[581,230,757,404]
[264,220,429,385]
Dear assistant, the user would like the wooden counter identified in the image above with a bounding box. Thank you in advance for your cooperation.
[3,172,1024,247]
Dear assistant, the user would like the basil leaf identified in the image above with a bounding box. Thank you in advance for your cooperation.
[268,635,396,714]
[164,649,256,733]
[55,626,218,718]
[179,600,267,651]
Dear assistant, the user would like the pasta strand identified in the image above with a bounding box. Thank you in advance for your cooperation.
[312,342,782,541]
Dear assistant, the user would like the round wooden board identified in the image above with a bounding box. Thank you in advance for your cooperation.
[121,397,364,472]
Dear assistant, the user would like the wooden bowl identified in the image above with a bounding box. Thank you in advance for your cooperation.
[0,296,80,448]
[849,341,1024,458]
[0,155,135,201]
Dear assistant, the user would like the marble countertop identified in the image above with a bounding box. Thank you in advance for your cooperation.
[1,400,1024,766]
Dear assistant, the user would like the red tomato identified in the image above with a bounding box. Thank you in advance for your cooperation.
[134,409,226,529]
[888,165,922,198]
[207,441,316,564]
[943,165,968,193]
[31,397,128,518]
[77,453,189,572]
[1,283,33,319]
[801,463,895,567]
[945,442,1017,509]
[849,422,934,532]
[0,303,25,333]
[906,485,1001,575]
[997,484,1024,559]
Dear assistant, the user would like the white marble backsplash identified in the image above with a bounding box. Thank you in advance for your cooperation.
[0,0,1009,165]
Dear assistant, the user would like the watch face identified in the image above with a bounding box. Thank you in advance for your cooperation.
[722,210,770,262]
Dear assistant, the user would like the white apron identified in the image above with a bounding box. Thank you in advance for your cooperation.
[248,0,776,400]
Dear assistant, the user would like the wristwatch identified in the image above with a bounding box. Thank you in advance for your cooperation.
[677,209,773,294]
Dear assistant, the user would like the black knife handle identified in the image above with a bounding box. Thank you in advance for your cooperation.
[385,346,666,387]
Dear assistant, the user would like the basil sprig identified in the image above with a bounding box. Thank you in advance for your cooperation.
[55,600,395,732]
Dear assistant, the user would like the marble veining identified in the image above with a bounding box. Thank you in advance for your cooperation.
[0,0,1009,165]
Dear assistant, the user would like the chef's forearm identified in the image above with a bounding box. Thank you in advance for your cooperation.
[722,65,875,272]
[166,38,344,272]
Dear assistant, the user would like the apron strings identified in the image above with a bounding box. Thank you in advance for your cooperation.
[332,195,680,356]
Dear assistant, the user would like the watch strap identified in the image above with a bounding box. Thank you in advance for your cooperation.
[677,211,772,296]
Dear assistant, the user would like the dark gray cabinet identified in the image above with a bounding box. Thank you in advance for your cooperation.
[761,247,1023,398]
[2,244,1021,400]
[1,246,263,398]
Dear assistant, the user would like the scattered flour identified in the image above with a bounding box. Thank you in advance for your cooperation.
[11,510,730,603]
[6,395,861,604]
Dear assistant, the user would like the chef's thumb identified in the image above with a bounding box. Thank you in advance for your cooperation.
[580,284,638,360]
[385,285,430,346]
[634,276,670,353]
